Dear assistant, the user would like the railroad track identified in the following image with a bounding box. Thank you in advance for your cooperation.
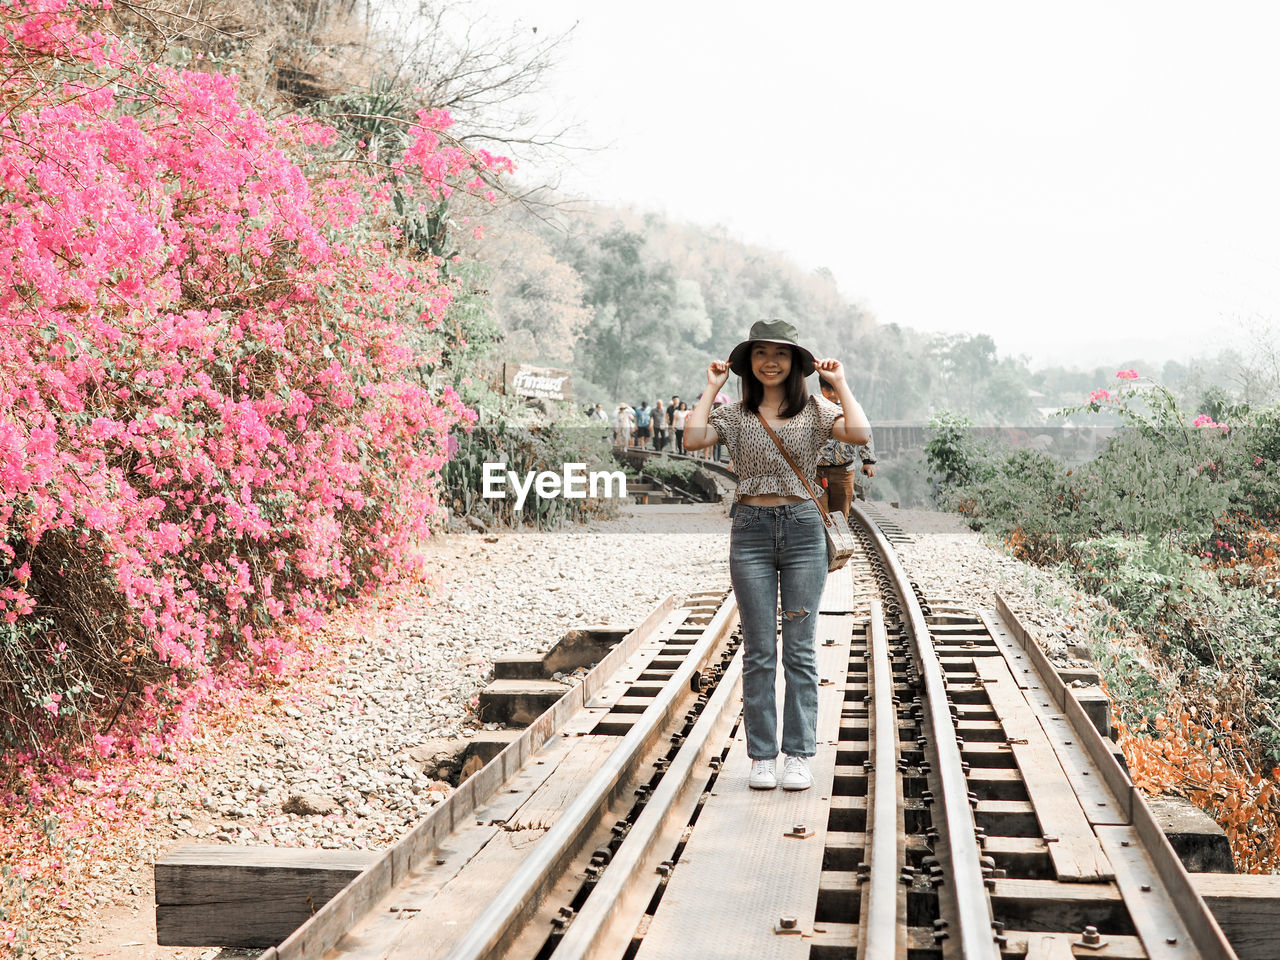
[193,507,1246,958]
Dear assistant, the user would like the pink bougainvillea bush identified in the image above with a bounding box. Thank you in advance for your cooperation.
[0,0,510,758]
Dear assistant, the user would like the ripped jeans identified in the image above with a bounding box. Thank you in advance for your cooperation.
[729,500,828,760]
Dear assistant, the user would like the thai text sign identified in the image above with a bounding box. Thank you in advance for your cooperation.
[504,363,573,401]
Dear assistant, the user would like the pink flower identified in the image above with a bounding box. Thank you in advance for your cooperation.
[1193,414,1218,428]
[1088,389,1113,403]
[1115,369,1139,379]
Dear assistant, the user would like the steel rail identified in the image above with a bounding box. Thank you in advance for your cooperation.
[849,503,1000,959]
[993,594,1239,959]
[268,597,682,960]
[441,595,740,960]
[549,645,745,958]
[859,598,906,958]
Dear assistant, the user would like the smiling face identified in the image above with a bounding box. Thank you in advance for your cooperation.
[750,342,793,388]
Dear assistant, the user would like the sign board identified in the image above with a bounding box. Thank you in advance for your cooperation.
[503,363,574,401]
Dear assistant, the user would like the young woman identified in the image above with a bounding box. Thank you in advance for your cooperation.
[684,320,871,790]
[672,401,689,452]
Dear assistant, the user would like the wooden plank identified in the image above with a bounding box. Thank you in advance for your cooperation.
[155,847,379,946]
[275,730,582,960]
[984,603,1133,819]
[158,900,347,950]
[974,656,1114,882]
[274,600,701,960]
[986,874,1280,958]
[974,799,1040,837]
[307,732,609,960]
[1026,932,1116,958]
[1096,825,1198,960]
[961,740,1017,766]
[632,611,854,959]
[809,923,1147,958]
[377,735,619,960]
[835,765,1026,802]
[825,831,1051,872]
[1193,872,1280,960]
[156,845,379,904]
[988,877,1128,931]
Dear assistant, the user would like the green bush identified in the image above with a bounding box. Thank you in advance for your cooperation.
[643,454,699,486]
[924,411,984,490]
[929,375,1280,761]
[1238,407,1280,523]
[442,419,622,529]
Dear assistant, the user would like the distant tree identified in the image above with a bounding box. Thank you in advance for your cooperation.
[1232,316,1280,405]
[849,324,932,420]
[671,279,712,342]
[369,0,581,170]
[982,363,1037,424]
[571,225,677,398]
[1196,384,1250,423]
[929,333,997,411]
[457,215,593,364]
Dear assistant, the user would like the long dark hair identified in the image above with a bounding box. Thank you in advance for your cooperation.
[741,344,809,418]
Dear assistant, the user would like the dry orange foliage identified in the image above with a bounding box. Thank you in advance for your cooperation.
[1217,520,1280,598]
[1119,709,1280,873]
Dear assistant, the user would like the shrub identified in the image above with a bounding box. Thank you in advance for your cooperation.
[923,411,983,491]
[0,0,510,751]
[643,454,699,486]
[441,419,621,529]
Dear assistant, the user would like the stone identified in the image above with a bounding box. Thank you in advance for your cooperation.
[282,792,340,817]
[407,738,471,780]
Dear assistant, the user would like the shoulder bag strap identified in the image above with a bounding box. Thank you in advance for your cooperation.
[753,412,834,526]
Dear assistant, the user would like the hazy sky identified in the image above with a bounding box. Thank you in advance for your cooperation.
[469,1,1280,369]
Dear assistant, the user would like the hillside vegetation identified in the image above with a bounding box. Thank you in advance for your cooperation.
[927,374,1280,870]
[0,0,532,942]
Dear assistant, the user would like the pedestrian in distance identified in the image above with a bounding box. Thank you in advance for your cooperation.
[613,404,634,449]
[816,380,875,515]
[684,319,871,792]
[653,399,668,452]
[634,401,652,449]
[672,401,689,453]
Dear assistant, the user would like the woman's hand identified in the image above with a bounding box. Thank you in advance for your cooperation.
[814,358,846,385]
[707,360,730,390]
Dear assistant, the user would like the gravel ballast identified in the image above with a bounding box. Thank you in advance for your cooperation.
[47,502,1108,959]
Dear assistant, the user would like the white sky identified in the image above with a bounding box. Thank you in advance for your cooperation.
[468,1,1280,369]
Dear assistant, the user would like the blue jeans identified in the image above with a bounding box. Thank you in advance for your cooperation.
[729,500,828,760]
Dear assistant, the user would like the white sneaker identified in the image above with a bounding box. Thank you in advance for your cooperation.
[780,755,813,791]
[748,758,777,790]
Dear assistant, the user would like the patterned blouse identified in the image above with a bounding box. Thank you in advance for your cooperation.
[708,396,842,499]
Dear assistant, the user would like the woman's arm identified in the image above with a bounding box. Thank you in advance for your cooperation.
[814,359,872,446]
[683,361,729,451]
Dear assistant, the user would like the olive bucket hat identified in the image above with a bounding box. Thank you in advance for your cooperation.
[726,318,817,377]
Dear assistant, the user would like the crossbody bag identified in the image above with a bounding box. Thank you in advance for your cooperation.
[753,412,856,572]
